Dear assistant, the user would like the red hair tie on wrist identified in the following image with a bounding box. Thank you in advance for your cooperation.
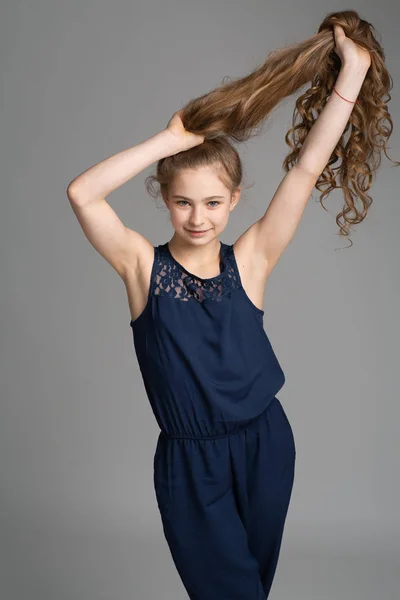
[333,86,359,104]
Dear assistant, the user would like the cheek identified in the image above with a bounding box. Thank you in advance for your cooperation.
[171,211,184,221]
[169,211,186,227]
[218,209,231,224]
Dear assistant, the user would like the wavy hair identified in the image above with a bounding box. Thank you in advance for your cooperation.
[146,10,399,248]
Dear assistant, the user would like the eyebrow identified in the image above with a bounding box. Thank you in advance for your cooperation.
[172,195,225,201]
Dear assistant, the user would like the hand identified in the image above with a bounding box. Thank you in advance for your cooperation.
[164,109,205,153]
[333,24,371,70]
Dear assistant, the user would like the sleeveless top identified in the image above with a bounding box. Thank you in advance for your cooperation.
[130,240,285,438]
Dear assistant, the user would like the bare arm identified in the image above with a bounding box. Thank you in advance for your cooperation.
[238,61,369,275]
[66,130,181,279]
[296,61,369,177]
[67,129,181,202]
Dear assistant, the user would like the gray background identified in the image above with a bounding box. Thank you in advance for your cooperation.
[1,1,399,599]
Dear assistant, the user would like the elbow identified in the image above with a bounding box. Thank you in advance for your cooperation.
[66,181,92,206]
[66,180,80,202]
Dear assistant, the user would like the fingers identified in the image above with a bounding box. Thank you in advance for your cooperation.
[333,24,345,39]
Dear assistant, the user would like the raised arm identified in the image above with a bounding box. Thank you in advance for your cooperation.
[237,28,371,276]
[66,129,185,280]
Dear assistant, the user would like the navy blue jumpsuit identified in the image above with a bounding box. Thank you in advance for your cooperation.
[130,239,296,600]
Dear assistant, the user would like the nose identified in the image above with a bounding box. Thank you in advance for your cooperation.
[188,208,206,227]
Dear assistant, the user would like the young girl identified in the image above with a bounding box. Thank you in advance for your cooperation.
[67,11,396,600]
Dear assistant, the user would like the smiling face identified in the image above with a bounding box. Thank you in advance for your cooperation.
[162,165,241,244]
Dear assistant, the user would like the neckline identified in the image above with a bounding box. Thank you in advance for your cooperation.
[165,240,228,283]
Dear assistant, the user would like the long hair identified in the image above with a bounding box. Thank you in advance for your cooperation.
[146,10,399,247]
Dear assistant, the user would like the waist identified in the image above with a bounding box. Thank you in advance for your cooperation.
[159,398,277,441]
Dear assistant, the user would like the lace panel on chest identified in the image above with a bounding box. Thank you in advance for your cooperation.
[152,244,240,303]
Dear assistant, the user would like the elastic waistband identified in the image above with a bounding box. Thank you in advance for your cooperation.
[160,399,275,441]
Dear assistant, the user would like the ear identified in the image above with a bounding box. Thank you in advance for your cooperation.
[230,187,241,210]
[161,191,170,208]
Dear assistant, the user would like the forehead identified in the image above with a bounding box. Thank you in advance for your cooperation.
[171,167,228,195]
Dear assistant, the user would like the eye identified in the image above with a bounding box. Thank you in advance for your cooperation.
[176,200,221,207]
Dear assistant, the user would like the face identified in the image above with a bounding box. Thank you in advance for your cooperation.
[162,166,241,243]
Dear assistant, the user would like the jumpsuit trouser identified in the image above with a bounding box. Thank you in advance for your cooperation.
[153,395,296,600]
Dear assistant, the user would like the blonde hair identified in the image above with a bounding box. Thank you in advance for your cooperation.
[146,10,399,248]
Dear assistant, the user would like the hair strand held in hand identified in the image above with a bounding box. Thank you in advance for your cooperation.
[146,10,399,248]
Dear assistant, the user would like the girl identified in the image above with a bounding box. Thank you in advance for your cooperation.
[67,11,396,600]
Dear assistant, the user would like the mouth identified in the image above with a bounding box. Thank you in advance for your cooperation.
[187,228,210,233]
